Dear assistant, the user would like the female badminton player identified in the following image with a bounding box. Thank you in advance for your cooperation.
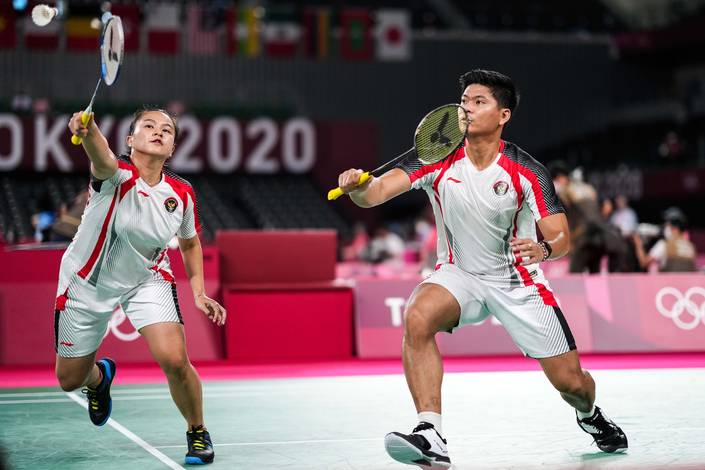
[59,108,225,465]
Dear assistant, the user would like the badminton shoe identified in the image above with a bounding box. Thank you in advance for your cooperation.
[385,421,451,469]
[185,425,214,465]
[82,358,116,426]
[577,406,628,453]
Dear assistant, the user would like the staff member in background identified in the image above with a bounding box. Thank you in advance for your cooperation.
[61,107,226,465]
[634,207,697,272]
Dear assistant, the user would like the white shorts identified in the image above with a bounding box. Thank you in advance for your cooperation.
[54,272,183,358]
[421,263,576,358]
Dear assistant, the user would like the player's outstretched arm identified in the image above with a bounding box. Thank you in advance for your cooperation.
[68,112,118,180]
[338,168,411,208]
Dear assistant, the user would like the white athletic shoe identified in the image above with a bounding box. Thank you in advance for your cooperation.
[384,421,451,469]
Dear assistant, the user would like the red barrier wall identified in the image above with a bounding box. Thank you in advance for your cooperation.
[216,230,353,360]
[0,246,223,365]
[216,230,337,284]
[224,284,353,360]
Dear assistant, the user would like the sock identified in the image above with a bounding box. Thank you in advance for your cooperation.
[418,411,442,435]
[576,405,596,420]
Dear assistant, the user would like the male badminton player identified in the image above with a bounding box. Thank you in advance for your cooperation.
[337,70,628,469]
[59,108,225,465]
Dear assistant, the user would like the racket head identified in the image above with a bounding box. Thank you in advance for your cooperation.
[100,15,124,86]
[414,104,469,165]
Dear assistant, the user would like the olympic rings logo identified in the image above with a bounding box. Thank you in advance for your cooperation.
[103,306,140,341]
[655,287,705,330]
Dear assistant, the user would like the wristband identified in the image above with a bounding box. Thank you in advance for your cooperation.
[539,241,553,261]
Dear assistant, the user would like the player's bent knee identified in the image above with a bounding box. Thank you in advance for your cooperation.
[554,375,587,396]
[159,356,190,377]
[403,307,435,342]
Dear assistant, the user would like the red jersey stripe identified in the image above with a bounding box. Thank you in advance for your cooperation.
[516,165,549,218]
[77,188,119,279]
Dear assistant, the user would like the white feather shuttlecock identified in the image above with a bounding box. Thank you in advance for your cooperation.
[31,4,58,27]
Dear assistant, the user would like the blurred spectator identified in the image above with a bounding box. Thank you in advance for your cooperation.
[31,193,56,242]
[51,189,89,242]
[658,130,685,161]
[610,195,638,237]
[550,161,628,273]
[365,225,405,264]
[342,222,369,261]
[33,98,50,114]
[413,206,437,274]
[610,194,641,272]
[600,197,614,221]
[11,90,32,112]
[419,224,437,277]
[633,207,697,272]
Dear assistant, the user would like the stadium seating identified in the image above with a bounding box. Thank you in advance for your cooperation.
[1,173,351,244]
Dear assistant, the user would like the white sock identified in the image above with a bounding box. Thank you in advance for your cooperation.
[576,405,596,420]
[418,411,442,435]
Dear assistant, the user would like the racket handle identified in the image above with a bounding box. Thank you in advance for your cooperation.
[327,172,370,201]
[70,111,93,145]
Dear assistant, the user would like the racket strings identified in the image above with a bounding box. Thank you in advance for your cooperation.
[414,104,468,165]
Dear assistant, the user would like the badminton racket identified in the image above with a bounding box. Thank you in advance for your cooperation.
[327,104,469,200]
[71,13,125,145]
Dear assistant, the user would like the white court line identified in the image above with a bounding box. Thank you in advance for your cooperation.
[66,392,185,470]
[152,428,705,449]
[155,437,381,448]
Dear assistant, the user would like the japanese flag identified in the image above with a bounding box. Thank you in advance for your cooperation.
[375,9,411,61]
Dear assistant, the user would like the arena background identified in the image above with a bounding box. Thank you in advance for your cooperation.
[1,1,705,469]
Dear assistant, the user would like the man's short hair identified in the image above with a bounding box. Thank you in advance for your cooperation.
[459,69,520,112]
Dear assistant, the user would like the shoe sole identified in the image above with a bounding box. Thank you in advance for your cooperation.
[597,442,628,453]
[384,433,451,469]
[94,358,116,427]
[185,455,214,465]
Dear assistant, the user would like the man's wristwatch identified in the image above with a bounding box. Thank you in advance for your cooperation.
[538,241,553,261]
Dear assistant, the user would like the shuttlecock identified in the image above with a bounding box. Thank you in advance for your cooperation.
[31,4,58,27]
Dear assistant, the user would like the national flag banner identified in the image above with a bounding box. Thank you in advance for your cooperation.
[0,3,17,49]
[65,4,101,52]
[24,1,60,50]
[110,4,140,52]
[146,2,180,55]
[225,6,261,57]
[303,7,330,59]
[264,5,300,58]
[239,7,262,57]
[375,9,411,61]
[186,3,220,55]
[225,6,237,55]
[340,9,373,61]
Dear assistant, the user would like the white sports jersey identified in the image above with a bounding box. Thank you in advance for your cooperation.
[58,157,201,294]
[398,140,564,289]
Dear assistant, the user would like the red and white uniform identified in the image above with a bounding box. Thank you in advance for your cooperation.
[54,157,201,357]
[398,140,575,358]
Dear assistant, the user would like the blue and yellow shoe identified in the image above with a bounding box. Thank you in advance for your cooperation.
[82,358,116,426]
[185,425,214,465]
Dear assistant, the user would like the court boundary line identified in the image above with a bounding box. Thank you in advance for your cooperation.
[152,427,705,449]
[66,392,185,470]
